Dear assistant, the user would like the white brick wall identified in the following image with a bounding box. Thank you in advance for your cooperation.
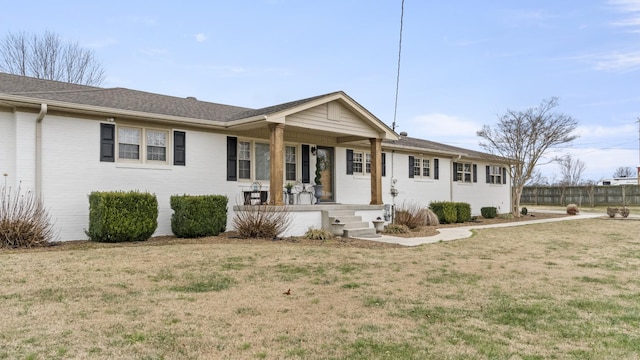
[0,110,16,188]
[8,110,511,241]
[40,116,242,240]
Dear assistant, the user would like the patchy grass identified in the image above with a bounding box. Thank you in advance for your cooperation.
[1,218,640,359]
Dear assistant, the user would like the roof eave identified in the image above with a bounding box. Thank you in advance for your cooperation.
[0,93,228,129]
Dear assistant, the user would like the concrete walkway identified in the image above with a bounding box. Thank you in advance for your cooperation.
[362,211,605,247]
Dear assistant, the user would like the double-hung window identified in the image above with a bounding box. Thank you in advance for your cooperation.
[412,157,430,178]
[117,126,169,164]
[285,145,297,181]
[146,130,167,161]
[488,165,503,184]
[353,152,364,174]
[238,141,252,180]
[456,162,473,183]
[118,127,140,160]
[351,151,371,176]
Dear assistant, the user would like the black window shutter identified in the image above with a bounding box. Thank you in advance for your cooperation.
[100,123,115,162]
[434,158,439,179]
[503,167,507,184]
[408,156,414,178]
[173,131,186,166]
[473,164,478,183]
[381,152,386,177]
[486,165,490,183]
[302,144,310,183]
[227,136,237,181]
[346,149,354,175]
[452,162,458,182]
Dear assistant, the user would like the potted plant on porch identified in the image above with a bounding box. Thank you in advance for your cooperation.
[285,182,295,205]
[313,156,323,204]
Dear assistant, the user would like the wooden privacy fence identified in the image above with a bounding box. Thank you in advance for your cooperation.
[521,185,640,207]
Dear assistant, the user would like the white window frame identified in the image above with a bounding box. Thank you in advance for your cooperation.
[238,140,252,180]
[353,151,364,175]
[238,140,300,183]
[456,162,473,183]
[117,126,169,165]
[351,150,373,177]
[412,156,431,179]
[285,145,297,182]
[489,165,503,185]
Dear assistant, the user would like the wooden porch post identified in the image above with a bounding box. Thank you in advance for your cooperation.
[269,123,285,206]
[370,138,383,205]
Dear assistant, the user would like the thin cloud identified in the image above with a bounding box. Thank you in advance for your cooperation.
[593,51,640,71]
[575,123,638,139]
[195,33,207,43]
[609,0,640,31]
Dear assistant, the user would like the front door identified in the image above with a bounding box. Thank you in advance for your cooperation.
[317,146,334,202]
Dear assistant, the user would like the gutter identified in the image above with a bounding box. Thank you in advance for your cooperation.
[36,103,48,198]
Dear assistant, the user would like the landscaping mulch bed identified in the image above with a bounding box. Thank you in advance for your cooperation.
[15,212,571,252]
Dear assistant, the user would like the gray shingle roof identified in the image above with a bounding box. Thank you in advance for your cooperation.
[1,72,506,162]
[0,72,251,121]
[385,136,507,162]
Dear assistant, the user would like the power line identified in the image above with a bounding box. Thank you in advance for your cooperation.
[391,0,405,132]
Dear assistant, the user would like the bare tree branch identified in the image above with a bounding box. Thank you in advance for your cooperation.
[0,30,105,86]
[477,97,579,216]
[612,166,635,178]
[554,154,586,186]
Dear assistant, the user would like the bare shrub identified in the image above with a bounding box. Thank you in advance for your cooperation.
[607,207,618,218]
[394,201,427,229]
[422,208,440,226]
[566,203,579,215]
[1,183,55,248]
[619,206,630,218]
[232,204,292,239]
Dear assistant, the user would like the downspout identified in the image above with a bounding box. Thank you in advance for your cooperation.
[36,103,48,198]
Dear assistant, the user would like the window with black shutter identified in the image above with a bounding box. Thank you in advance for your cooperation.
[302,144,310,183]
[346,149,354,175]
[381,152,386,177]
[173,131,186,166]
[227,136,237,181]
[408,156,414,178]
[100,123,115,162]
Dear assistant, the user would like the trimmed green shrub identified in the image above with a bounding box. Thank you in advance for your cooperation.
[520,207,528,216]
[455,202,471,223]
[430,201,458,224]
[171,195,227,238]
[86,191,158,243]
[481,207,497,219]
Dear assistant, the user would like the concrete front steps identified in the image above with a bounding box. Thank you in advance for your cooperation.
[323,209,381,238]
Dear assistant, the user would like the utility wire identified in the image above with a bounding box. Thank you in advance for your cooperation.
[391,0,405,132]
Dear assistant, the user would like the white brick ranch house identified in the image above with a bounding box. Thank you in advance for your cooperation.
[0,72,511,241]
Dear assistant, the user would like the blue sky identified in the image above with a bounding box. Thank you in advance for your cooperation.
[2,0,640,181]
